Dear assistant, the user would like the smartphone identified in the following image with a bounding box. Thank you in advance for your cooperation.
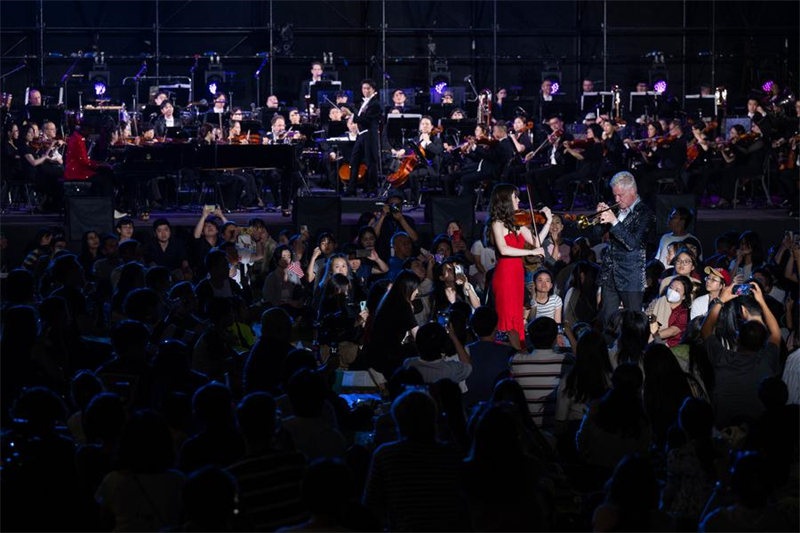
[495,330,509,343]
[733,284,752,296]
[437,312,450,327]
[359,300,367,312]
[786,230,794,240]
[434,254,444,264]
[300,225,308,233]
[355,248,371,259]
[454,263,464,276]
[204,204,216,212]
[452,230,462,242]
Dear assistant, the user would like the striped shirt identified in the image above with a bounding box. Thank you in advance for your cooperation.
[227,450,307,531]
[363,440,467,532]
[783,349,800,405]
[510,349,572,429]
[530,294,563,321]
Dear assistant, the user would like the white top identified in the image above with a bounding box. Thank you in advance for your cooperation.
[690,293,711,320]
[783,349,800,405]
[531,294,563,321]
[656,232,697,266]
[555,378,589,422]
[469,239,496,277]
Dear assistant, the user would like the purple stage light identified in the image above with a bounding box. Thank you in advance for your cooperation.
[93,82,107,96]
[654,80,668,94]
[762,80,774,92]
[434,81,448,95]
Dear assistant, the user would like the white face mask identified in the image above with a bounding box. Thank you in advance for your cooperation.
[666,288,682,303]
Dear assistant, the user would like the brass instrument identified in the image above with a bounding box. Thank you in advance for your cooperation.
[612,85,622,122]
[477,89,492,125]
[575,202,622,229]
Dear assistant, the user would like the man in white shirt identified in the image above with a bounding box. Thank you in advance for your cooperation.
[655,207,697,266]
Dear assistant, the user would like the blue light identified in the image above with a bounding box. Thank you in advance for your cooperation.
[551,82,560,94]
[654,80,668,94]
[93,82,107,96]
[434,81,448,95]
[208,82,218,95]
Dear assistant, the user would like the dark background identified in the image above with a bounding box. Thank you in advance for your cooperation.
[1,0,797,110]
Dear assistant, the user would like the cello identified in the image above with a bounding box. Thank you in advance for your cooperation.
[386,126,443,188]
[339,163,367,184]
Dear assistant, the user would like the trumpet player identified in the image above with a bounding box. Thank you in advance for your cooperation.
[595,172,655,330]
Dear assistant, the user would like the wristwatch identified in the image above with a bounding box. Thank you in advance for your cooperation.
[711,297,722,307]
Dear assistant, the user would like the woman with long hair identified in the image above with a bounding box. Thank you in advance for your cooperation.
[78,230,102,278]
[642,343,698,446]
[556,330,611,428]
[356,270,421,377]
[563,260,600,329]
[612,309,650,368]
[488,183,549,342]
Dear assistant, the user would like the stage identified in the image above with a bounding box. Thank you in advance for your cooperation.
[1,191,796,269]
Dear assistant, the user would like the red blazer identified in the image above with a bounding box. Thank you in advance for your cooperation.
[64,131,100,180]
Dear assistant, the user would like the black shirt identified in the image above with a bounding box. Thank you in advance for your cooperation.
[146,238,187,271]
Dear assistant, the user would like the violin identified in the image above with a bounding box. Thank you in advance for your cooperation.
[564,138,596,150]
[515,121,535,134]
[513,209,546,226]
[654,133,679,146]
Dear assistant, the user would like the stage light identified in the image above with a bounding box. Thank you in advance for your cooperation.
[93,81,107,96]
[654,80,668,94]
[551,82,560,94]
[208,82,218,95]
[434,81,448,95]
[762,80,774,92]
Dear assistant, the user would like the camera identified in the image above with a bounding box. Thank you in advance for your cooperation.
[437,311,450,327]
[733,284,752,296]
[390,202,402,214]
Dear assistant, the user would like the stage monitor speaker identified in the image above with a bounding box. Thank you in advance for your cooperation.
[655,193,698,237]
[425,195,475,240]
[66,196,114,241]
[293,196,342,240]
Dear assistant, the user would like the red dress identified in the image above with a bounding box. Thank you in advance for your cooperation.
[493,231,526,341]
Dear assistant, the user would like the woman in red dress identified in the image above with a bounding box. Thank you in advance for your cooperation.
[489,183,550,343]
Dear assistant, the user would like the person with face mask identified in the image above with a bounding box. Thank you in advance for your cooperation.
[648,275,693,348]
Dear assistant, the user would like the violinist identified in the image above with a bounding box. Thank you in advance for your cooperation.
[624,121,662,170]
[713,121,769,208]
[601,119,625,175]
[227,121,250,144]
[638,119,687,200]
[19,124,62,212]
[441,123,494,197]
[139,122,157,144]
[555,123,604,209]
[288,109,302,126]
[225,120,262,209]
[2,123,21,186]
[775,100,800,214]
[525,115,574,207]
[686,122,718,198]
[263,114,286,144]
[154,100,177,137]
[505,116,535,184]
[41,121,66,158]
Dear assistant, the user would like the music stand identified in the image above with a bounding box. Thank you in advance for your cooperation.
[310,80,342,105]
[685,95,716,119]
[580,92,614,115]
[439,118,477,144]
[386,114,422,145]
[24,107,65,127]
[164,126,189,140]
[325,121,347,138]
[629,92,657,117]
[238,120,262,133]
[542,97,577,123]
[425,103,457,122]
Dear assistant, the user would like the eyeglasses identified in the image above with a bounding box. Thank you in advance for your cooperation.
[675,259,694,266]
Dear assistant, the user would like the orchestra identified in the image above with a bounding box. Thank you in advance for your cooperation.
[1,64,797,220]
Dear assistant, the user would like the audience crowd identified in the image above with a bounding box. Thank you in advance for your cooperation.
[1,201,798,532]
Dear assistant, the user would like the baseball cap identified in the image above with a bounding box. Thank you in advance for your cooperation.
[704,266,731,285]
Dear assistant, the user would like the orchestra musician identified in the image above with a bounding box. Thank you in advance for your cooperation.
[493,88,508,122]
[264,114,298,216]
[154,100,178,137]
[582,79,595,94]
[556,123,604,209]
[19,124,62,212]
[776,99,800,215]
[63,123,122,216]
[300,60,324,106]
[265,95,280,112]
[340,78,382,197]
[27,88,43,107]
[204,93,227,127]
[712,120,769,209]
[400,115,443,203]
[2,123,21,193]
[153,91,170,106]
[387,89,415,115]
[505,116,534,183]
[601,119,626,176]
[638,119,687,200]
[525,114,575,208]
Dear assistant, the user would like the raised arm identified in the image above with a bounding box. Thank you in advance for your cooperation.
[193,205,214,239]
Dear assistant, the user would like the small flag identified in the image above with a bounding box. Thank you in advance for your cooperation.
[287,261,304,279]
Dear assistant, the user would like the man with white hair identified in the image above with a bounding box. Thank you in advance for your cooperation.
[595,172,655,326]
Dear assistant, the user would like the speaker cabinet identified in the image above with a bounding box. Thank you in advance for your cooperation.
[66,196,114,241]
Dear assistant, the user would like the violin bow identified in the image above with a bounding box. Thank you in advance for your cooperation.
[525,186,542,247]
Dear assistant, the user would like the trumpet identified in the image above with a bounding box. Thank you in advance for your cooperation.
[575,202,622,229]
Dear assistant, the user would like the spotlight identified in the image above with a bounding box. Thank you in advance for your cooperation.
[207,82,218,95]
[551,81,560,94]
[88,70,110,99]
[654,80,668,94]
[93,81,107,97]
[434,81,448,95]
[762,80,774,92]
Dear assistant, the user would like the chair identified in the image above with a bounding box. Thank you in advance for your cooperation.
[733,154,773,209]
[5,177,37,212]
[568,179,599,211]
[474,180,493,211]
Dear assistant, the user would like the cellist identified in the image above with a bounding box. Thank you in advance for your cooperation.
[400,116,443,204]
